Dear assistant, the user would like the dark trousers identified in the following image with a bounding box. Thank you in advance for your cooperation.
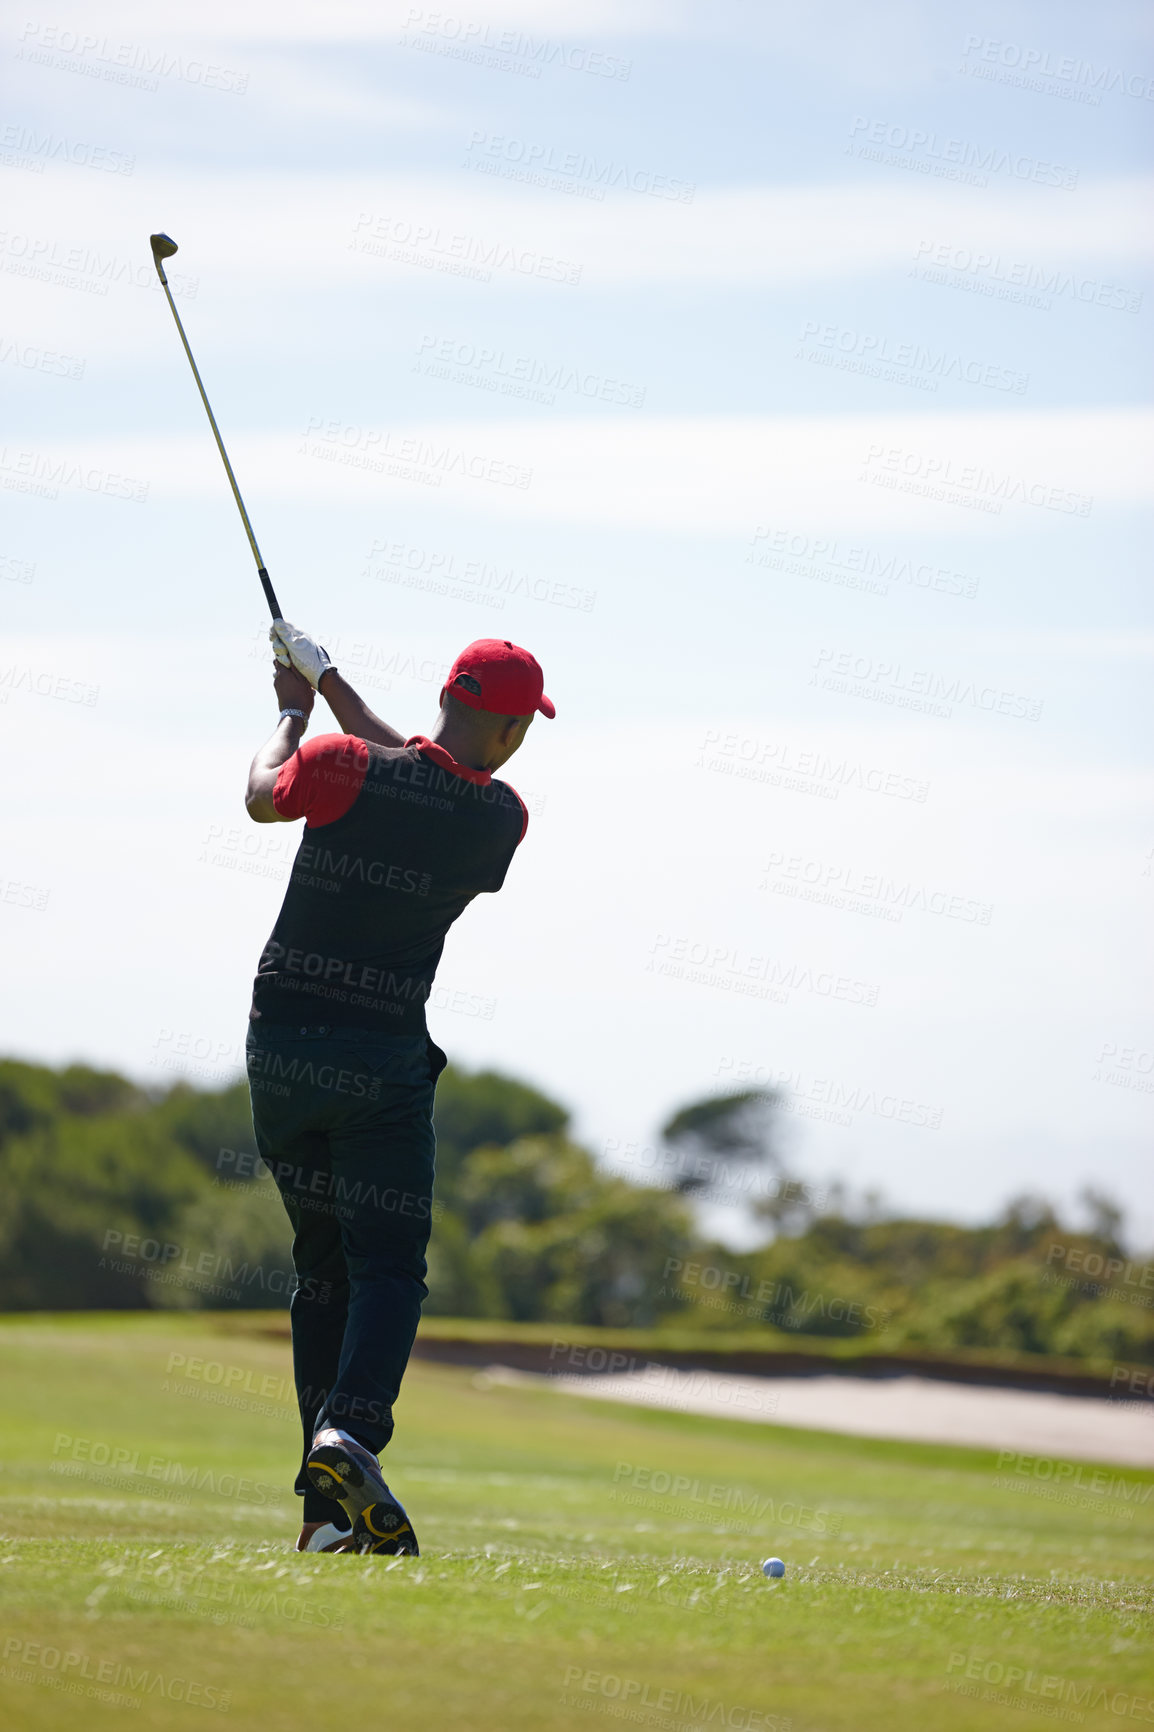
[246,1022,445,1521]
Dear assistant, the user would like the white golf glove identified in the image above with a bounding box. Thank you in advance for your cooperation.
[270,619,335,688]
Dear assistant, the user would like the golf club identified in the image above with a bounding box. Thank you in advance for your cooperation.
[149,233,283,620]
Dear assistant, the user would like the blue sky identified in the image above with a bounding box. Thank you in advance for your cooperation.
[4,0,1152,1240]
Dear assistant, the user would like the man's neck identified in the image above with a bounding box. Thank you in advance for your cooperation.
[425,714,494,773]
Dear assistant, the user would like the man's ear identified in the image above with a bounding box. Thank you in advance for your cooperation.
[498,715,529,749]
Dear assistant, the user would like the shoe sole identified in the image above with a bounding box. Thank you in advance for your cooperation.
[353,1503,420,1556]
[305,1443,419,1556]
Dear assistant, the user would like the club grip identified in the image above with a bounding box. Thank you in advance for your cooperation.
[258,568,283,619]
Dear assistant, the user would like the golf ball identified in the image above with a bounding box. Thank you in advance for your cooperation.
[762,1557,785,1579]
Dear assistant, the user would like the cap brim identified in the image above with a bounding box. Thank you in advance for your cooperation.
[537,693,556,719]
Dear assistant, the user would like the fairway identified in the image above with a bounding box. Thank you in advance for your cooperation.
[0,1316,1151,1730]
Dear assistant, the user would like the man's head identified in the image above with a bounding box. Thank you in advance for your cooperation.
[436,639,554,772]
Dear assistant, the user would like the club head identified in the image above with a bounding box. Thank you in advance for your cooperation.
[150,233,179,261]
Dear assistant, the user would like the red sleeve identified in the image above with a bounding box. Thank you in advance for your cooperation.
[272,734,369,827]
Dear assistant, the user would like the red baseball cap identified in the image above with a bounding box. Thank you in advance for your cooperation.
[444,639,555,719]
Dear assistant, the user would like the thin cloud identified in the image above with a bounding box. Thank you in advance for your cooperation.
[25,408,1149,534]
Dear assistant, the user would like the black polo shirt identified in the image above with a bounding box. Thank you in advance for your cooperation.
[249,734,527,1035]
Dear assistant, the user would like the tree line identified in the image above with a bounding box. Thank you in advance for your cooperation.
[0,1057,1148,1365]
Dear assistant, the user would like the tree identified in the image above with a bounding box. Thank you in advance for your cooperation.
[1078,1187,1126,1253]
[660,1090,781,1197]
[658,1088,820,1231]
[151,1080,259,1175]
[433,1066,569,1195]
[450,1137,694,1327]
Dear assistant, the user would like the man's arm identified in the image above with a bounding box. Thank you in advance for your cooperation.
[316,667,406,749]
[270,619,406,748]
[246,664,315,823]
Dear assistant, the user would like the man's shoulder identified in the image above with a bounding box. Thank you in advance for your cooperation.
[490,773,524,806]
[298,733,372,787]
[299,732,370,764]
[491,776,529,842]
[274,734,369,825]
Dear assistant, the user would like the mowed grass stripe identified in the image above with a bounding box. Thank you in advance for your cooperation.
[0,1315,1150,1732]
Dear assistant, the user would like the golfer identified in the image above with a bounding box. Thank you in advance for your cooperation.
[244,620,553,1554]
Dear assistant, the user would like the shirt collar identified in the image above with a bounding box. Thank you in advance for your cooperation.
[405,734,492,785]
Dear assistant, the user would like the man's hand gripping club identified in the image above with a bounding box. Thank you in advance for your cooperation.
[269,619,334,688]
[269,619,406,751]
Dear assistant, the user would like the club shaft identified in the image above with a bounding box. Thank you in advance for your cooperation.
[156,275,282,619]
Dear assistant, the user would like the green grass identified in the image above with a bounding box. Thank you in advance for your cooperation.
[0,1313,1150,1731]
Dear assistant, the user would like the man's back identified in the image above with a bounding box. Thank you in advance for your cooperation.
[251,733,527,1035]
